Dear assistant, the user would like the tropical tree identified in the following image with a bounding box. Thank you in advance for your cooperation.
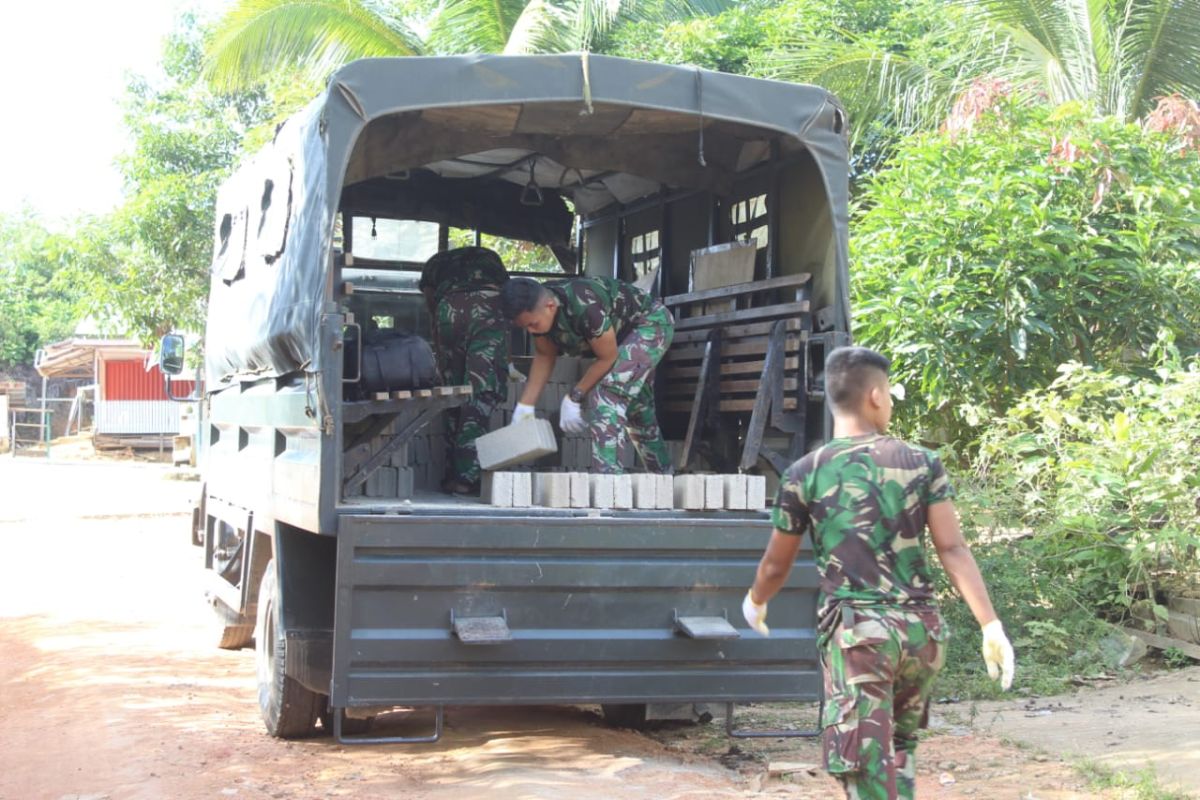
[63,15,277,344]
[0,212,82,367]
[205,0,731,91]
[757,0,1200,151]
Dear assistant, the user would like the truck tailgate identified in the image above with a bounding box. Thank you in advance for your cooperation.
[331,513,819,708]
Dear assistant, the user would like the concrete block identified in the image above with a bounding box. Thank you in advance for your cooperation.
[673,475,706,510]
[569,472,590,508]
[632,474,658,509]
[483,472,513,507]
[511,472,532,507]
[704,475,724,510]
[724,474,749,510]
[397,467,414,499]
[378,467,400,498]
[476,418,558,471]
[747,475,767,511]
[535,472,572,508]
[656,474,673,509]
[613,474,633,509]
[590,474,615,509]
[389,445,410,468]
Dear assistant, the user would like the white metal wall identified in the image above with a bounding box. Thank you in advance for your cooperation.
[96,401,182,434]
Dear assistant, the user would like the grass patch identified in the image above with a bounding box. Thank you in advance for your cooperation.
[1073,758,1190,800]
[932,533,1125,701]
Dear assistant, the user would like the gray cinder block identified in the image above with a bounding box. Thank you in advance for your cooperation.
[590,474,615,509]
[511,471,533,507]
[673,475,705,510]
[569,472,590,508]
[476,418,558,471]
[535,472,572,508]
[724,474,749,510]
[704,475,724,510]
[613,474,633,509]
[747,475,767,511]
[484,472,513,507]
[632,474,658,509]
[656,474,673,509]
[397,467,414,499]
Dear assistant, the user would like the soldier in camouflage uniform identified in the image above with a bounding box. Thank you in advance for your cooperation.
[420,247,510,493]
[499,276,674,474]
[740,346,1015,800]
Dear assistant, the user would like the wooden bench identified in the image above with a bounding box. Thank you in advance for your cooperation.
[660,273,814,472]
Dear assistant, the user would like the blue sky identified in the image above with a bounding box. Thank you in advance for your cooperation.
[0,1,229,222]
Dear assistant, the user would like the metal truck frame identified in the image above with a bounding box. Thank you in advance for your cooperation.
[172,54,851,742]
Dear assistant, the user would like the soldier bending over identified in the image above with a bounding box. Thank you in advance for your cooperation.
[742,346,1015,800]
[500,276,674,474]
[420,247,510,494]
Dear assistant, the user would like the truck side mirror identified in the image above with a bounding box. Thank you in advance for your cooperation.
[160,334,186,376]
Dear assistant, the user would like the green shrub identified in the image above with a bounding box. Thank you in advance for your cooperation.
[973,357,1200,614]
[851,99,1200,444]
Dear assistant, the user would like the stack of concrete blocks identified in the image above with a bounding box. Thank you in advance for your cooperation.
[404,411,446,492]
[359,416,419,499]
[533,472,591,509]
[671,474,768,511]
[483,471,534,507]
[632,474,673,509]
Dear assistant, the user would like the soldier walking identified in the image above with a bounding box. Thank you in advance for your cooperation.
[420,247,510,494]
[741,346,1015,800]
[499,276,674,474]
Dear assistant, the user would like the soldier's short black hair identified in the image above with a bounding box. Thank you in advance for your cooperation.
[500,277,550,319]
[825,346,891,413]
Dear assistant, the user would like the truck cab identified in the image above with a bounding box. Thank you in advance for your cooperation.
[176,54,850,740]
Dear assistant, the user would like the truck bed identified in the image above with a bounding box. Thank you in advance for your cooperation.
[329,507,818,711]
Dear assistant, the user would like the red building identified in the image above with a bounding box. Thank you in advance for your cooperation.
[35,338,197,449]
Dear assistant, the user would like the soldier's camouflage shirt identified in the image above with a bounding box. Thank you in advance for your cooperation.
[772,433,954,618]
[420,247,508,305]
[539,277,656,355]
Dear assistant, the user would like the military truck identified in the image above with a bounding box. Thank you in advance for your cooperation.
[161,54,851,742]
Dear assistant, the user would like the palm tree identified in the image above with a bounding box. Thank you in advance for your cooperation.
[756,0,1200,146]
[205,0,731,91]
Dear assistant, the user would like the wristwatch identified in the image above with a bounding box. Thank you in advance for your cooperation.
[569,387,585,404]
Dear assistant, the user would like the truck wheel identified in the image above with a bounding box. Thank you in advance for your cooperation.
[601,704,650,729]
[256,559,320,738]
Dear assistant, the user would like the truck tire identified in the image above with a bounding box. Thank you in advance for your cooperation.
[600,704,650,729]
[255,559,321,738]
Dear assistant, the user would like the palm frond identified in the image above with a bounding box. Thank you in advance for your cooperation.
[205,0,422,91]
[426,0,529,54]
[755,18,1020,150]
[1121,0,1200,118]
[962,0,1094,103]
[504,0,572,53]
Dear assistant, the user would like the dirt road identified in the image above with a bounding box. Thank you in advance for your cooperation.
[1,455,1193,799]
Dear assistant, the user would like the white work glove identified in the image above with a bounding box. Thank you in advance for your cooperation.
[742,589,770,637]
[981,619,1015,690]
[559,394,586,434]
[508,363,525,382]
[510,403,536,426]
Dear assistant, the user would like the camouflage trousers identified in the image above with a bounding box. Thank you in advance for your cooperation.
[435,289,510,486]
[589,302,674,474]
[821,605,947,800]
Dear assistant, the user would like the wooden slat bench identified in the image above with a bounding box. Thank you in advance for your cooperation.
[661,272,813,472]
